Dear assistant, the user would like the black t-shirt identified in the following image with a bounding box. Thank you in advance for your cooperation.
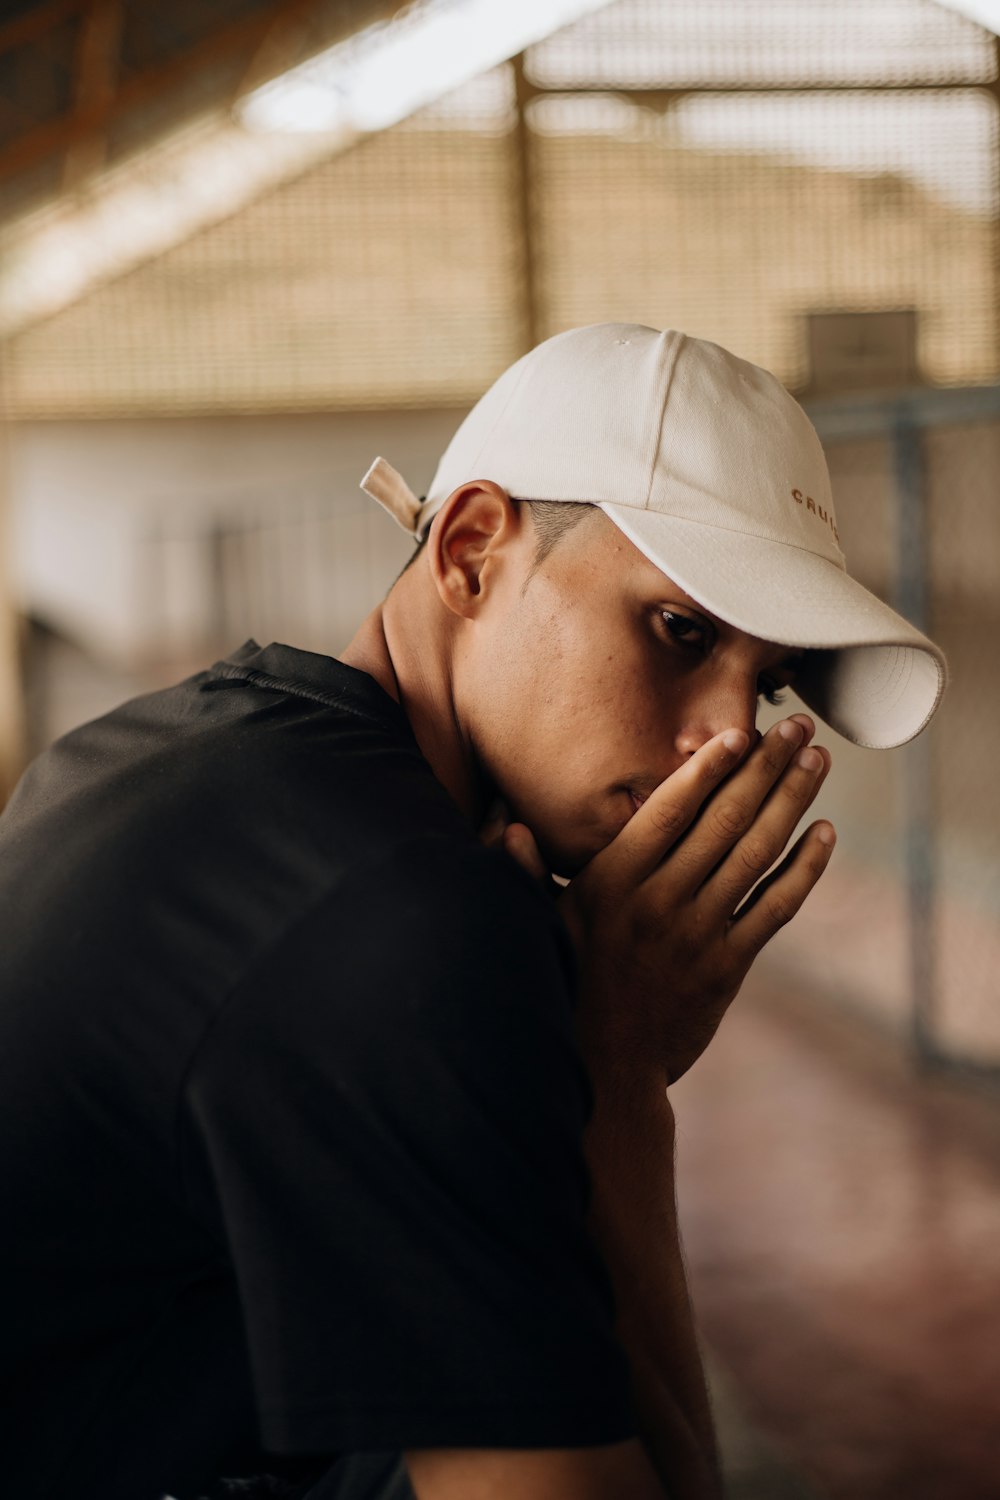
[0,641,634,1500]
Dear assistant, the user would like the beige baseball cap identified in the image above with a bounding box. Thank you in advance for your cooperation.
[361,323,946,749]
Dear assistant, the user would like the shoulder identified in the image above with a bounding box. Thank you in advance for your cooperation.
[229,833,577,1035]
[185,837,579,1117]
[375,835,566,943]
[3,659,462,893]
[347,835,577,1010]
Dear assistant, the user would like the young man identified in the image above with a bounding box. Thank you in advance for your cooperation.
[0,326,945,1500]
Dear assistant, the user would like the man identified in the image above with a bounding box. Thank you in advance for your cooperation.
[0,325,945,1500]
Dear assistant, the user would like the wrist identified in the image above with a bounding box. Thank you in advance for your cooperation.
[584,1070,676,1196]
[581,1043,675,1126]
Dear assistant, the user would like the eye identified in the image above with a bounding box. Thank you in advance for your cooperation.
[659,609,712,653]
[758,675,791,708]
[759,653,803,707]
[757,676,788,707]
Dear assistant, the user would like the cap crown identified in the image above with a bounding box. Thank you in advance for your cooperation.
[425,323,843,568]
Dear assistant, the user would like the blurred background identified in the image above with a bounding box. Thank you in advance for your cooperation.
[0,1,998,1495]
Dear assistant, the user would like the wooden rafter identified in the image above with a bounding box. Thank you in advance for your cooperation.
[515,78,995,109]
[234,0,410,104]
[62,0,124,191]
[234,0,326,101]
[0,419,25,807]
[511,52,538,353]
[0,0,85,60]
[0,0,321,188]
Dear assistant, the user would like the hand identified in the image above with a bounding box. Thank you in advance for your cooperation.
[478,797,554,886]
[559,717,835,1090]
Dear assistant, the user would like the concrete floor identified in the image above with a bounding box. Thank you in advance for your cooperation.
[675,967,1000,1500]
[707,1354,820,1499]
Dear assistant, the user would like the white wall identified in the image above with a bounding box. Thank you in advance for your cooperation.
[8,409,466,665]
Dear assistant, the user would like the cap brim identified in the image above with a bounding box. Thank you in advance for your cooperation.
[600,504,947,749]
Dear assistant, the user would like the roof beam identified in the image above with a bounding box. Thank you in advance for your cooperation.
[0,0,85,60]
[0,0,323,187]
[512,52,539,352]
[62,0,123,191]
[0,424,26,808]
[517,79,998,109]
[234,0,328,101]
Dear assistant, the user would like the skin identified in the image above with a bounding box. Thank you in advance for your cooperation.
[344,482,826,877]
[342,480,836,1500]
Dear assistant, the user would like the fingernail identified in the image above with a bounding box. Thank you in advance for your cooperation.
[723,729,749,754]
[817,823,836,847]
[778,720,804,744]
[797,747,822,771]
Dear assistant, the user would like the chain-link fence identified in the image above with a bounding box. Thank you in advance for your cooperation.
[4,0,1000,411]
[757,387,1000,1075]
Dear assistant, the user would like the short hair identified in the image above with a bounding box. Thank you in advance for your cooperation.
[399,498,594,579]
[522,499,594,570]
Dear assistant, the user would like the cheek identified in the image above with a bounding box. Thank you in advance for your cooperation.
[471,615,674,809]
[494,613,607,741]
[469,612,588,773]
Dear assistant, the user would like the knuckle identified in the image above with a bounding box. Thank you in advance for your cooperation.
[760,740,788,776]
[779,768,815,804]
[708,800,749,840]
[778,772,811,804]
[647,799,687,839]
[737,838,772,878]
[767,891,797,927]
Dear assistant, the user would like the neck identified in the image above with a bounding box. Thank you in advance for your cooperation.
[339,570,489,826]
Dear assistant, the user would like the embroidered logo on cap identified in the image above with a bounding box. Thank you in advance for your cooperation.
[791,488,839,543]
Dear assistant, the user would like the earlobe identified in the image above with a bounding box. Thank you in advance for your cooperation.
[429,481,518,620]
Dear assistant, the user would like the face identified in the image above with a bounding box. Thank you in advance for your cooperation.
[455,507,805,877]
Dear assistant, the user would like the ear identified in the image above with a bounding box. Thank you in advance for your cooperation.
[428,481,524,620]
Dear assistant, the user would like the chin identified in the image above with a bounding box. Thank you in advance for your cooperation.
[535,823,619,881]
[503,790,627,881]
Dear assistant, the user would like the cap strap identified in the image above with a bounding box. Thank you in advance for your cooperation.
[360,457,424,536]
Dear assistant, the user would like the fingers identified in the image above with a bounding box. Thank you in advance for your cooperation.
[502,822,551,884]
[480,801,554,889]
[729,819,836,956]
[599,728,750,886]
[697,734,832,913]
[656,718,819,893]
[787,712,817,745]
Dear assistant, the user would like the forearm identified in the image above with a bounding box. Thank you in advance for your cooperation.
[584,1078,723,1500]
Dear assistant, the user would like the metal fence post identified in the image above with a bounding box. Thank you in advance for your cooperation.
[890,412,938,1067]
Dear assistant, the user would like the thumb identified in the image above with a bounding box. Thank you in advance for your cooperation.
[502,822,551,885]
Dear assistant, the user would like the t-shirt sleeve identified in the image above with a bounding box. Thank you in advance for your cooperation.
[179,838,636,1455]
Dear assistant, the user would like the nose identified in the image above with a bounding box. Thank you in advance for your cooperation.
[673,677,758,759]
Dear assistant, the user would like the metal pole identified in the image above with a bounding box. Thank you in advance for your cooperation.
[991,45,1000,383]
[512,51,539,353]
[890,413,937,1066]
[0,414,26,808]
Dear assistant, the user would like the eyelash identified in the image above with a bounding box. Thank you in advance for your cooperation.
[659,610,788,706]
[660,609,710,651]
